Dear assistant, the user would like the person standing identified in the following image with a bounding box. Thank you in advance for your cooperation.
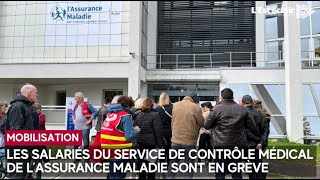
[134,98,164,179]
[132,98,146,120]
[167,92,205,179]
[0,102,7,120]
[6,84,39,179]
[0,102,8,155]
[73,92,97,154]
[88,98,112,163]
[33,103,46,130]
[155,92,173,164]
[204,88,257,179]
[101,95,140,179]
[0,102,8,134]
[199,102,213,163]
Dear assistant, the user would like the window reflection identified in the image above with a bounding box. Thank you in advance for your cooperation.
[313,84,320,104]
[302,85,318,115]
[300,14,310,36]
[266,16,284,39]
[266,41,283,67]
[312,9,320,35]
[305,117,320,136]
[301,38,309,59]
[265,84,286,115]
[227,83,250,103]
[312,1,320,8]
[314,37,320,58]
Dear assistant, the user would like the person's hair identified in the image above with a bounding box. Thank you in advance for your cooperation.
[117,96,134,108]
[21,83,36,96]
[134,98,145,109]
[201,102,213,109]
[253,100,271,117]
[141,98,154,112]
[33,103,42,111]
[158,92,171,107]
[221,88,234,100]
[104,98,112,104]
[111,95,121,104]
[75,92,84,100]
[0,102,8,108]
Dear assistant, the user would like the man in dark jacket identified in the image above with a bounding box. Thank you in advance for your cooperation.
[204,88,257,179]
[6,84,39,179]
[240,95,270,179]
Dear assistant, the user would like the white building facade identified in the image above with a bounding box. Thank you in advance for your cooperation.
[0,1,319,143]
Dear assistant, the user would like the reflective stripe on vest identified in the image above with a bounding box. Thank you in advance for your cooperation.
[101,143,133,149]
[101,134,126,141]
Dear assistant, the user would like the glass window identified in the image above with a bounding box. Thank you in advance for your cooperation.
[269,116,286,135]
[66,35,77,46]
[312,1,320,7]
[266,41,283,67]
[302,85,318,115]
[300,15,310,36]
[265,84,286,115]
[88,35,99,46]
[67,25,77,35]
[305,117,320,136]
[299,1,308,5]
[149,84,168,91]
[109,35,121,45]
[313,84,320,103]
[89,24,99,35]
[312,9,320,35]
[55,36,66,46]
[77,35,88,46]
[168,84,197,91]
[99,35,110,46]
[198,84,219,91]
[301,38,309,59]
[266,16,284,39]
[314,37,320,58]
[227,83,250,103]
[99,24,111,35]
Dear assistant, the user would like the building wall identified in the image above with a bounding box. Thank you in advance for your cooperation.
[0,1,130,63]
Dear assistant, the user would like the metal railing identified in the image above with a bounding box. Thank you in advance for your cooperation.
[145,51,320,70]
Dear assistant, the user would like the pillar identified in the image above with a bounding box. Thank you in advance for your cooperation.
[283,1,304,143]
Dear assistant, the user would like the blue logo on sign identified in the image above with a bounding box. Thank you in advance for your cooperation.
[51,6,67,21]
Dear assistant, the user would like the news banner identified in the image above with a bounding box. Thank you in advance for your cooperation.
[4,130,317,176]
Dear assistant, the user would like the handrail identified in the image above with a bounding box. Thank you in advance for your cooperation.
[146,51,320,69]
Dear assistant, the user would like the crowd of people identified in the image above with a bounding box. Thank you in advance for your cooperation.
[0,83,271,179]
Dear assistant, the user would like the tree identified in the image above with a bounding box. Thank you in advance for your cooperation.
[303,117,313,144]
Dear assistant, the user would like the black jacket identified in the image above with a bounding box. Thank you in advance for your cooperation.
[204,99,258,147]
[155,104,173,138]
[7,95,36,130]
[134,110,164,148]
[246,107,270,149]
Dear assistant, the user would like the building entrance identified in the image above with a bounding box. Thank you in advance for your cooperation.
[147,83,220,104]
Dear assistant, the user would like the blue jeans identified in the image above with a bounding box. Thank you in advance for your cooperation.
[74,129,90,149]
[107,160,129,179]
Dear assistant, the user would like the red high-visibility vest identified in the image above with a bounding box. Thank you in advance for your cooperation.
[74,102,92,120]
[100,111,133,159]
